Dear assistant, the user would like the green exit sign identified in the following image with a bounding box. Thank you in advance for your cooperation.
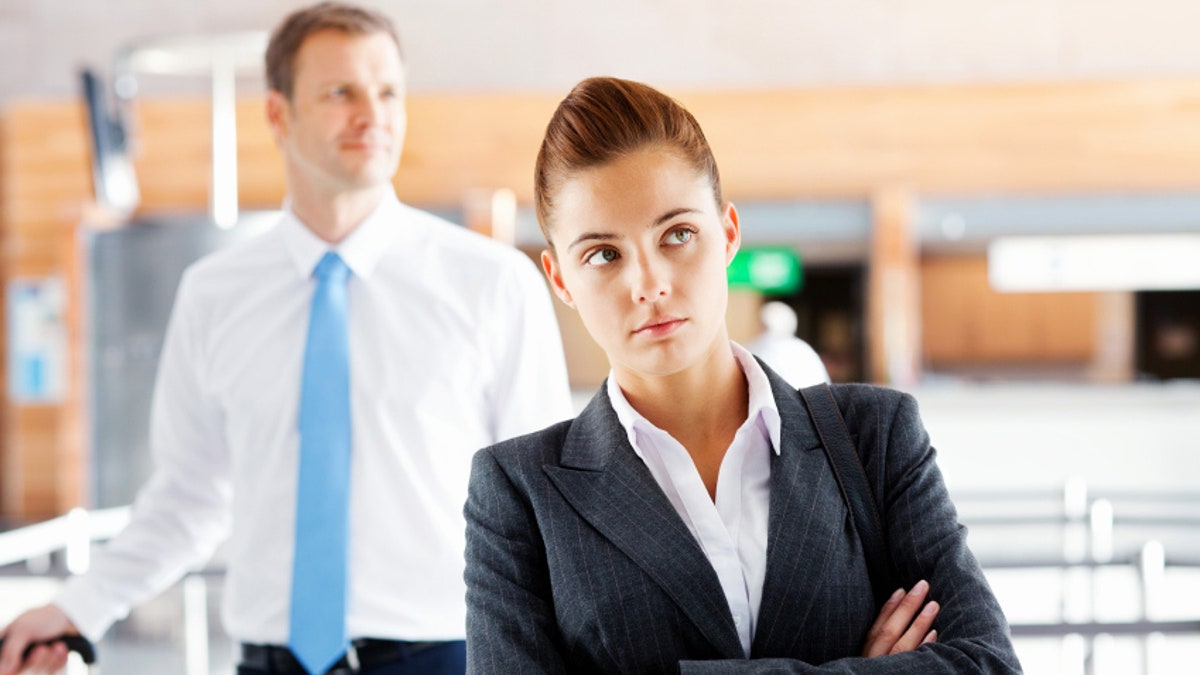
[727,247,803,294]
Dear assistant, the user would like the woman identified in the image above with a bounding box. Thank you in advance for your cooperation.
[464,77,1021,673]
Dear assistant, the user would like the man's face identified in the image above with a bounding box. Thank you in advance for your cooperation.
[267,29,407,194]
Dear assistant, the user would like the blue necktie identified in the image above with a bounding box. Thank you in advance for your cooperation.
[289,252,352,675]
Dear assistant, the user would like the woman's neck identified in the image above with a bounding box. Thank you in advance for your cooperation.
[615,338,749,496]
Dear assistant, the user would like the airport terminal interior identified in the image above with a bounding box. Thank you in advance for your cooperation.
[0,1,1198,673]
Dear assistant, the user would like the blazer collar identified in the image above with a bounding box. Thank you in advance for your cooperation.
[546,384,745,658]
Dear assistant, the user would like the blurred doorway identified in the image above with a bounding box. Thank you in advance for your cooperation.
[1136,290,1200,380]
[767,265,866,383]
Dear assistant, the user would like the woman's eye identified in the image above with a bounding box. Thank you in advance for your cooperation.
[666,229,693,245]
[585,248,618,266]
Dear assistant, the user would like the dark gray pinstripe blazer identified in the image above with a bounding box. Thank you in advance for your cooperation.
[464,367,1022,673]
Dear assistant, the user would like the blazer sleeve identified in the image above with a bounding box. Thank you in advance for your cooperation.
[679,388,1022,674]
[465,444,570,674]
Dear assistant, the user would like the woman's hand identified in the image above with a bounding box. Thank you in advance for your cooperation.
[861,579,940,657]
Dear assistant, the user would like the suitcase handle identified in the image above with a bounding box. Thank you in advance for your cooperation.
[0,634,96,665]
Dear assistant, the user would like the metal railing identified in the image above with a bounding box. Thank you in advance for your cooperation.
[0,506,215,675]
[955,479,1200,675]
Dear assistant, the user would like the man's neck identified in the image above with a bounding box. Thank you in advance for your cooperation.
[289,184,389,244]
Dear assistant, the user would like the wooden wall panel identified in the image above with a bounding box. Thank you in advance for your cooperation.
[0,102,91,519]
[5,78,1199,518]
[920,255,1098,366]
[113,78,1200,212]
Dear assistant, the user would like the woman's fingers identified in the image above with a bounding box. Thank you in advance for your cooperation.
[889,599,941,655]
[862,580,934,657]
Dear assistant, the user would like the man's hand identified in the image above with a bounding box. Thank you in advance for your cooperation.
[861,579,940,657]
[0,604,77,675]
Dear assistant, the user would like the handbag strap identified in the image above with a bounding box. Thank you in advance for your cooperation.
[799,383,897,608]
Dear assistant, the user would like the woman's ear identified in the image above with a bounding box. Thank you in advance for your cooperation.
[541,248,575,308]
[722,202,742,266]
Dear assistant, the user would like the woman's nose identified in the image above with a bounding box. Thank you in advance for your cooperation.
[632,256,670,303]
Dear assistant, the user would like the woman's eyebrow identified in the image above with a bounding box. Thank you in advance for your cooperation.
[566,231,617,253]
[652,207,700,228]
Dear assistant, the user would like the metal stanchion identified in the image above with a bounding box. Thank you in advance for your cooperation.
[1062,477,1089,673]
[1139,541,1165,675]
[1085,498,1114,675]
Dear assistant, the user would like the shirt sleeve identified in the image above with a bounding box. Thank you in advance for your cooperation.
[484,255,573,443]
[55,269,234,642]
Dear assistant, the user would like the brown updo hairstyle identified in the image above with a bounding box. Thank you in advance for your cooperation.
[534,77,723,247]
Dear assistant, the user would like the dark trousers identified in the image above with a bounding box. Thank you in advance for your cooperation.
[237,640,465,675]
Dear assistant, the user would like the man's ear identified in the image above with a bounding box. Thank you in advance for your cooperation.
[722,201,742,266]
[541,248,574,308]
[265,90,289,145]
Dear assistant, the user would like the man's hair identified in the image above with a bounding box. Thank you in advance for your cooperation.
[265,1,403,100]
[534,76,722,245]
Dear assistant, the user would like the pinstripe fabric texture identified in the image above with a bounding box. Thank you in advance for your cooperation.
[464,364,1022,674]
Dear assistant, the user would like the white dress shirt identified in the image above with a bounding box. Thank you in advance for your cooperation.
[606,342,781,657]
[55,191,572,644]
[745,331,829,389]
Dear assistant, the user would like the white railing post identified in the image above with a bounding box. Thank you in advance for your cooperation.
[64,508,91,575]
[183,574,210,675]
[1139,541,1166,675]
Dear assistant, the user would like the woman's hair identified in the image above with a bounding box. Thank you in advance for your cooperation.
[266,2,403,101]
[534,77,722,245]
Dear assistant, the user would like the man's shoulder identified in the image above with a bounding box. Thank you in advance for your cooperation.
[185,224,283,278]
[175,226,286,304]
[399,203,534,271]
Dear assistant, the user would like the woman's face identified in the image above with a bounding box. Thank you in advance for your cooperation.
[541,145,741,381]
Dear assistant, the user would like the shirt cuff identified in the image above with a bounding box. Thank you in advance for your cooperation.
[54,576,128,643]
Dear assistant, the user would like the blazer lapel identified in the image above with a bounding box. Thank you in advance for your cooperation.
[543,386,745,659]
[751,366,847,656]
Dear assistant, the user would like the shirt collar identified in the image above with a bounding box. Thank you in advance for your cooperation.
[281,189,404,280]
[606,341,783,458]
[731,341,783,454]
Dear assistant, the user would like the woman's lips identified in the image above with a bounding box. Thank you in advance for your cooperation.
[634,317,686,338]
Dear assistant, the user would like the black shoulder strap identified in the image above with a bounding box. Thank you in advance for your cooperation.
[799,383,897,608]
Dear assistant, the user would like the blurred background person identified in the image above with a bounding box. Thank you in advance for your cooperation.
[745,301,830,387]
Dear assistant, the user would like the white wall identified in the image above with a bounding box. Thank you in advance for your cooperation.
[5,0,1200,104]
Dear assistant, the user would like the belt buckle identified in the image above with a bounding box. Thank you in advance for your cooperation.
[344,643,361,672]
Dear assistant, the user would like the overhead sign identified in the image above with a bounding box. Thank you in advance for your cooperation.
[727,246,803,294]
[988,234,1200,292]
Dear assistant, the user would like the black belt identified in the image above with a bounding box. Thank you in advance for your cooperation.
[240,639,446,674]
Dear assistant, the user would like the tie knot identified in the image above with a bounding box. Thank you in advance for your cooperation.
[314,252,350,285]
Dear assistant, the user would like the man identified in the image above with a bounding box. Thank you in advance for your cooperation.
[745,301,830,388]
[0,3,571,674]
